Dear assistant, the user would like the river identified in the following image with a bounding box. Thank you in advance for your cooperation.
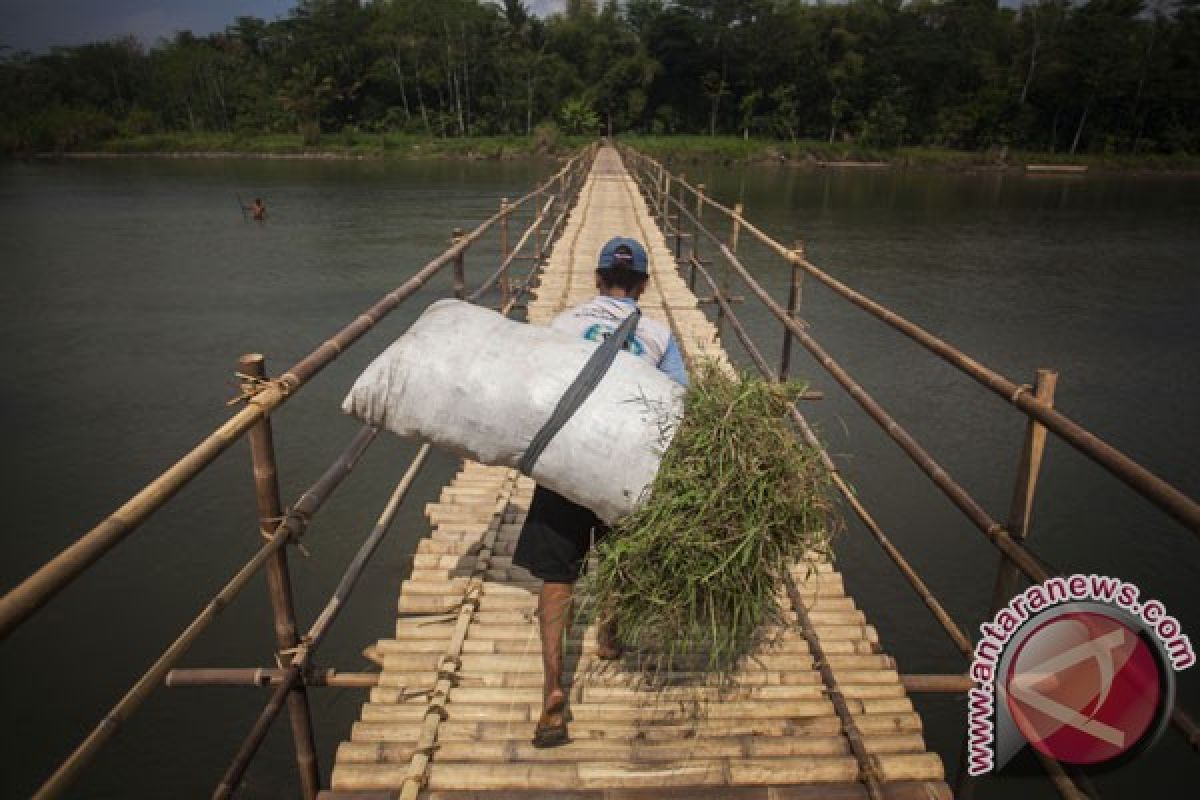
[0,155,1196,798]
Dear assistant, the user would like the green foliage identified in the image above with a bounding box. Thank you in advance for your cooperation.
[24,105,117,152]
[1,0,1198,158]
[532,120,560,153]
[559,96,599,135]
[120,109,159,136]
[578,364,839,675]
[300,121,322,147]
[861,97,906,149]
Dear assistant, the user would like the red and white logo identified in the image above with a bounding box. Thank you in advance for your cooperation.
[969,578,1191,776]
[1003,609,1164,765]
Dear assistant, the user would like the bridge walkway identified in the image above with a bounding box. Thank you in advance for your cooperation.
[326,147,949,800]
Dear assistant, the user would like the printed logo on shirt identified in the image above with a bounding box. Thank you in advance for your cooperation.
[583,323,645,356]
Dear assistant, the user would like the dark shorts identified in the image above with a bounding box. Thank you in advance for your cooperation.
[512,485,609,584]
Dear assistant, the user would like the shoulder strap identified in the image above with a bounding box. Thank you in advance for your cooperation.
[518,308,642,477]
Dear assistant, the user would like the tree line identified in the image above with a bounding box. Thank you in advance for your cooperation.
[2,0,1198,155]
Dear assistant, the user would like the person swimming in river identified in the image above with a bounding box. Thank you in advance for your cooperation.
[239,196,267,222]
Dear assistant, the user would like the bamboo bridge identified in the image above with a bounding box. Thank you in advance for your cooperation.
[324,147,947,799]
[4,142,1198,800]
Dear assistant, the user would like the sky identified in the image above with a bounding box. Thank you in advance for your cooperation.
[0,1,568,54]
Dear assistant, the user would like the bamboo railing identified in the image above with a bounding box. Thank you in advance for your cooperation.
[5,141,601,800]
[7,139,1196,798]
[619,142,1198,798]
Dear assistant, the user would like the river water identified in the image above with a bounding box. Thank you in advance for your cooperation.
[0,156,1196,798]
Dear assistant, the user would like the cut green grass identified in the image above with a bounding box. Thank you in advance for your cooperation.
[578,362,840,679]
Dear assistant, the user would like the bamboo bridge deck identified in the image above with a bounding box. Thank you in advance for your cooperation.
[325,147,950,800]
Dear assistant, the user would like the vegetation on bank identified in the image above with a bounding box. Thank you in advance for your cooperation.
[32,131,1200,173]
[65,129,590,160]
[3,0,1200,165]
[622,135,1200,171]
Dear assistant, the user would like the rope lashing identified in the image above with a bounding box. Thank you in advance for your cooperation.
[226,371,294,408]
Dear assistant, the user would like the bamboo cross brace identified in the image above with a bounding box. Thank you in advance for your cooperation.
[214,442,432,800]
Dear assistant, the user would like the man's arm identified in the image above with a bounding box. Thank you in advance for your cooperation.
[658,337,689,387]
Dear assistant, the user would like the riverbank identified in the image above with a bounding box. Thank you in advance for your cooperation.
[623,134,1200,173]
[20,132,1200,173]
[27,131,589,161]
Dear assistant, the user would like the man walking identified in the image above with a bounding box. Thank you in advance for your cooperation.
[512,236,688,748]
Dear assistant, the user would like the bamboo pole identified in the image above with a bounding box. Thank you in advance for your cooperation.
[780,241,805,381]
[900,674,972,693]
[32,426,378,800]
[499,197,511,307]
[637,150,1200,534]
[166,668,379,689]
[215,443,432,800]
[989,369,1059,611]
[451,228,466,299]
[0,148,598,644]
[729,201,743,254]
[715,201,743,330]
[239,354,319,800]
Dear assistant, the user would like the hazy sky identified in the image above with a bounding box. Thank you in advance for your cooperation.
[0,1,569,53]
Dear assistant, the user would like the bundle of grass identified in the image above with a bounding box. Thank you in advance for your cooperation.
[579,362,840,677]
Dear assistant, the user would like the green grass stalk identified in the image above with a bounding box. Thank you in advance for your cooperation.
[578,363,840,680]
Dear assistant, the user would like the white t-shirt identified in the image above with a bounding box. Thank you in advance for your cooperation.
[550,296,674,368]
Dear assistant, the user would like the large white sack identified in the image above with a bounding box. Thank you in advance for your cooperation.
[341,299,684,522]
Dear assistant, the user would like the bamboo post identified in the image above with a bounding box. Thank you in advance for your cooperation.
[451,228,466,299]
[662,172,672,226]
[729,201,743,253]
[499,199,511,307]
[238,354,320,800]
[672,171,685,231]
[691,183,705,267]
[716,202,744,329]
[988,369,1059,611]
[780,240,806,380]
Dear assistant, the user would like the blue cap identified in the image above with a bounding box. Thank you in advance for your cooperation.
[597,237,649,274]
